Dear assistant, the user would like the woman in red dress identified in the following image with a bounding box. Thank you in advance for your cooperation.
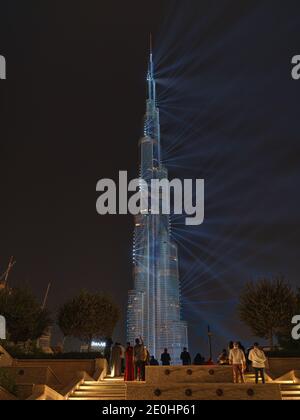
[124,342,135,382]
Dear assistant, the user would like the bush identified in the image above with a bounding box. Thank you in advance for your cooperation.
[1,347,104,360]
[0,287,52,344]
[0,369,17,396]
[2,341,105,360]
[12,352,104,360]
[1,342,46,359]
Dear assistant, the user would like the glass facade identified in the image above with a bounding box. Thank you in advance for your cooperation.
[127,48,188,365]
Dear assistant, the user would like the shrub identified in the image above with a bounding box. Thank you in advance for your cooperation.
[0,369,17,396]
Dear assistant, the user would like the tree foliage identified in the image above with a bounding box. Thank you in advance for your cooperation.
[0,368,17,395]
[238,276,296,348]
[57,290,120,348]
[0,287,52,344]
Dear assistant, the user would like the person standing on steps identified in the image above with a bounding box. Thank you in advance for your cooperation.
[150,356,159,366]
[124,342,134,382]
[248,343,267,384]
[194,353,205,365]
[134,337,146,381]
[161,348,171,366]
[180,347,192,366]
[229,342,246,384]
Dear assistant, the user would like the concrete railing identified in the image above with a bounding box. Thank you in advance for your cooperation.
[93,358,108,381]
[27,385,65,401]
[12,358,96,385]
[60,371,94,400]
[27,362,107,401]
[1,366,62,394]
[0,386,17,401]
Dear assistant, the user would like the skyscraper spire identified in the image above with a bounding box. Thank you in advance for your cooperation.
[147,33,156,103]
[150,32,153,55]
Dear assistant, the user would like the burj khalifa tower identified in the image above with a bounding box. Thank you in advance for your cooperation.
[127,41,188,364]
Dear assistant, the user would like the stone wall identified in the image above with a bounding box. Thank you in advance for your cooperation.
[126,383,282,401]
[145,365,233,385]
[1,367,61,390]
[12,359,96,386]
[16,384,35,400]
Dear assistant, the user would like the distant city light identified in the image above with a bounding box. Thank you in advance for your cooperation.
[91,341,106,349]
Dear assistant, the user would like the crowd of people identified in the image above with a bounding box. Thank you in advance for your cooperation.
[109,338,268,385]
[110,337,150,382]
[110,340,201,382]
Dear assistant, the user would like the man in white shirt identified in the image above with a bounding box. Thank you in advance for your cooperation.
[229,342,246,384]
[248,343,267,384]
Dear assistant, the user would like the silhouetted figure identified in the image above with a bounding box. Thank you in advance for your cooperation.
[134,337,146,381]
[218,349,229,365]
[161,348,171,366]
[193,353,205,365]
[180,347,191,366]
[150,356,159,366]
[144,346,150,366]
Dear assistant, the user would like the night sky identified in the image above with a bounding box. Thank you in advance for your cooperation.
[1,0,300,357]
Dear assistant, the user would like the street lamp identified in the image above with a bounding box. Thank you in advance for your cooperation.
[207,325,213,363]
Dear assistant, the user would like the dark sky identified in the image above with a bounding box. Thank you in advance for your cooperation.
[1,0,300,357]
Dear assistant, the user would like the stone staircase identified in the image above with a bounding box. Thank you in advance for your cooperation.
[68,379,126,401]
[280,384,300,401]
[67,373,300,401]
[245,372,257,384]
[245,373,300,400]
[245,372,268,384]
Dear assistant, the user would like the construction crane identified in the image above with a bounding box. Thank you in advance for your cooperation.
[0,256,16,289]
[41,282,51,310]
[37,282,53,354]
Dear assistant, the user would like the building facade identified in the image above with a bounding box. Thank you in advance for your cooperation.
[127,47,188,365]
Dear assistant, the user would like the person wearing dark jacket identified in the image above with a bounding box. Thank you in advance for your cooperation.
[194,353,205,365]
[150,356,159,366]
[180,348,191,366]
[161,348,171,366]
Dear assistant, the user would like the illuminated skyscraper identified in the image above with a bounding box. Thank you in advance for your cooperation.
[127,42,188,364]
